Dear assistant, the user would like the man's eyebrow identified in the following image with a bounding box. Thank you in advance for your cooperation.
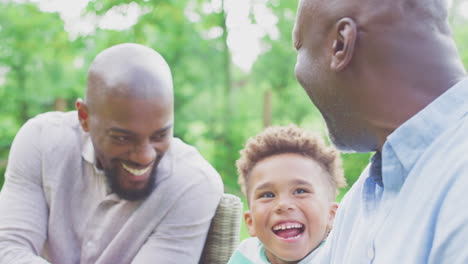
[107,127,133,135]
[107,124,173,135]
[154,124,173,134]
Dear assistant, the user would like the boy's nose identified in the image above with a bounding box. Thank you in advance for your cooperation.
[275,196,296,213]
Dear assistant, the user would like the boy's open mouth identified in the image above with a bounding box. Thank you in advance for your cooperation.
[272,222,305,240]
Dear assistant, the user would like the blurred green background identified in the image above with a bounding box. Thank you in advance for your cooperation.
[0,0,467,241]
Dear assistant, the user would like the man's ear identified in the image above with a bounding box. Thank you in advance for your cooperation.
[75,98,90,132]
[244,211,257,237]
[327,202,339,231]
[330,17,357,72]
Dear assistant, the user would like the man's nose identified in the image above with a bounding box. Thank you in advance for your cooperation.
[129,141,157,166]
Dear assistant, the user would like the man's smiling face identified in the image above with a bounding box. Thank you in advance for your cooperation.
[85,93,173,201]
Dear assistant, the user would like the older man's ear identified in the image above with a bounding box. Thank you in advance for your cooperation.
[330,18,357,72]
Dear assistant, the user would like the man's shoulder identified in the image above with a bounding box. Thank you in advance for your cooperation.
[28,111,78,127]
[169,138,207,160]
[170,138,222,178]
[24,111,82,148]
[17,111,80,145]
[23,111,80,136]
[422,114,468,165]
[408,114,468,193]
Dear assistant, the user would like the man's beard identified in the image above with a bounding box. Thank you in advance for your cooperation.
[104,163,157,201]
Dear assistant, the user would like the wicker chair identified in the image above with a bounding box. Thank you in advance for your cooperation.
[199,193,243,264]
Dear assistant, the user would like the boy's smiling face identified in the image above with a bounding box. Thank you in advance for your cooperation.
[244,153,338,263]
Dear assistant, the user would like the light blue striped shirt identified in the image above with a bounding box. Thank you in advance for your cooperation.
[314,78,468,263]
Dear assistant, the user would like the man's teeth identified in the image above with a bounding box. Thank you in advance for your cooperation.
[273,223,304,231]
[121,163,151,176]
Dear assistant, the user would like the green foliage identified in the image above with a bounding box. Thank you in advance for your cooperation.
[0,2,83,118]
[0,0,467,208]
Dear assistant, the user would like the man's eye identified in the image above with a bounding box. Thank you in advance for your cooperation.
[294,188,308,195]
[111,135,129,143]
[151,133,167,141]
[259,192,275,199]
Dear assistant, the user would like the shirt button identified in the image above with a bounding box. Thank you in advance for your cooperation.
[367,247,374,260]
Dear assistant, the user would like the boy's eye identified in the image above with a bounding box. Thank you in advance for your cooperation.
[259,192,275,199]
[294,188,308,195]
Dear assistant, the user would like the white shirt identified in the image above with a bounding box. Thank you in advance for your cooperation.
[0,111,224,264]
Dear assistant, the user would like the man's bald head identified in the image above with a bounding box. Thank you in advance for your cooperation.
[86,43,173,112]
[296,0,450,40]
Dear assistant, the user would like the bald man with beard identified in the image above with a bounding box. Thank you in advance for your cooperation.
[293,0,468,263]
[0,43,223,263]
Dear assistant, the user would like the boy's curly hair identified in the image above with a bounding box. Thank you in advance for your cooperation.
[236,124,346,200]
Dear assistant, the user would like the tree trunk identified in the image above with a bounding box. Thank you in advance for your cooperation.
[54,97,67,111]
[221,0,233,116]
[263,89,272,128]
[16,65,28,122]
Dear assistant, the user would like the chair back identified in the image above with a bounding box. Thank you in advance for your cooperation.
[199,193,243,264]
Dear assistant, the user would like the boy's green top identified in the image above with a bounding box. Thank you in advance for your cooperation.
[227,237,322,264]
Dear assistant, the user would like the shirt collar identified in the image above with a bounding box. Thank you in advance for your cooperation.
[81,132,96,166]
[382,77,468,190]
[81,132,109,178]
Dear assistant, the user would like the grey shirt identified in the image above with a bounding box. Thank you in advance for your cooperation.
[0,111,224,264]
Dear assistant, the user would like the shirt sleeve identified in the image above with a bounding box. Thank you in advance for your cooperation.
[131,175,223,264]
[0,118,50,264]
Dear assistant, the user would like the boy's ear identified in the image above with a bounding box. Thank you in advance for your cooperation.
[244,211,256,237]
[75,98,90,132]
[327,202,339,231]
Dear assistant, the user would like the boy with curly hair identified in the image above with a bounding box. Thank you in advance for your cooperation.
[228,125,346,264]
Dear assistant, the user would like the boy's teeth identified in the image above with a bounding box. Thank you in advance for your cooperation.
[122,163,151,176]
[273,223,303,231]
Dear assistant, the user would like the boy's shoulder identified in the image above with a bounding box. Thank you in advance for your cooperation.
[227,237,269,264]
[228,237,323,264]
